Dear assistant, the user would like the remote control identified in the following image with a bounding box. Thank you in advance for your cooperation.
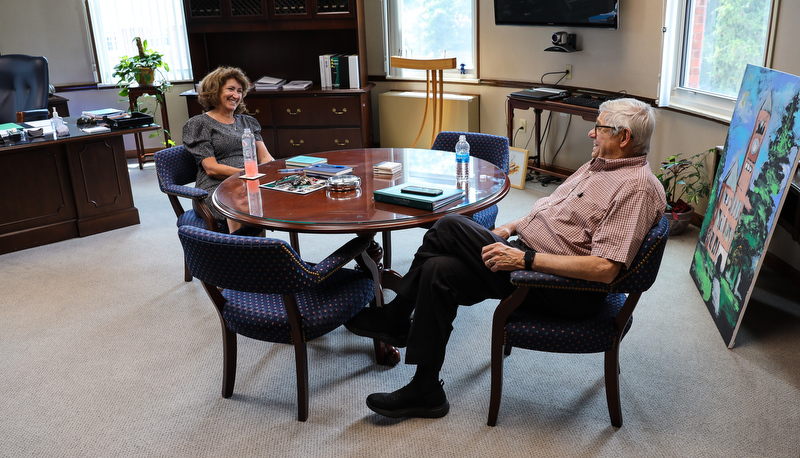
[401,186,444,197]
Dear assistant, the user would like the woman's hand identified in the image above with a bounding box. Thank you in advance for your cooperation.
[481,242,525,272]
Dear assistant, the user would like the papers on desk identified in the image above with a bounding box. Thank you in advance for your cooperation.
[23,119,55,136]
[82,108,126,120]
[1,122,23,136]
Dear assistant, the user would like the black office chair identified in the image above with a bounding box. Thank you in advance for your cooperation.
[0,54,50,124]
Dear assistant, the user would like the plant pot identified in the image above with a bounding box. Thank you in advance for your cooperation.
[666,206,694,235]
[137,67,154,85]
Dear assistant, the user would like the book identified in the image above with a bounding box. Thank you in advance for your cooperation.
[285,155,328,167]
[319,54,332,89]
[254,75,286,90]
[254,75,284,85]
[304,164,353,177]
[373,184,465,211]
[338,54,360,89]
[283,80,312,90]
[373,161,402,175]
[330,53,342,88]
[347,55,360,89]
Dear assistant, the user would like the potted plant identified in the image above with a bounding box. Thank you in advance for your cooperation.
[112,37,173,145]
[656,148,714,235]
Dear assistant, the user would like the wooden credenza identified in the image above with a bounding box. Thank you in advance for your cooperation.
[182,86,373,158]
[181,0,373,157]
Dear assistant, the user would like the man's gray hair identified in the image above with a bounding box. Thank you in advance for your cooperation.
[599,98,656,156]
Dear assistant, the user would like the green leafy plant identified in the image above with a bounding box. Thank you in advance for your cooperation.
[112,37,174,146]
[656,148,714,214]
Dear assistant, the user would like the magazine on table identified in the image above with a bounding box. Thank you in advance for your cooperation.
[260,174,327,194]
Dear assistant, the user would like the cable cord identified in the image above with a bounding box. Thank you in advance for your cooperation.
[549,114,573,166]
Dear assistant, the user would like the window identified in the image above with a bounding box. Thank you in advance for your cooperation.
[383,0,477,80]
[659,0,777,121]
[86,0,192,85]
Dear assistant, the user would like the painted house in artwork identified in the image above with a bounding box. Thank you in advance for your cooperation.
[704,93,772,272]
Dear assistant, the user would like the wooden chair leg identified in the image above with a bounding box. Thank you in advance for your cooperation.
[184,258,193,282]
[381,231,392,270]
[604,348,623,427]
[487,329,506,426]
[293,340,309,422]
[289,232,300,254]
[221,328,237,398]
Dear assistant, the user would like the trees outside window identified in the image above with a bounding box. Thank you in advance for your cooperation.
[660,0,776,120]
[385,0,476,79]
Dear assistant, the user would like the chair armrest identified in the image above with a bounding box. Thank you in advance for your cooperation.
[163,184,208,200]
[509,270,611,293]
[310,236,373,280]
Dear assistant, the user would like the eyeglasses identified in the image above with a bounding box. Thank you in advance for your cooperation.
[594,123,617,136]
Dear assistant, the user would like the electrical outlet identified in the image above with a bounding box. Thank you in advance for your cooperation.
[517,118,527,133]
[565,64,573,79]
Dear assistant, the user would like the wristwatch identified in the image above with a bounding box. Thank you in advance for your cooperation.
[524,250,536,271]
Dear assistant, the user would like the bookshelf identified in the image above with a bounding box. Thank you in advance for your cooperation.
[181,0,372,158]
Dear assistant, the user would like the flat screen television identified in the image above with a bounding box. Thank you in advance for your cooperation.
[494,0,619,30]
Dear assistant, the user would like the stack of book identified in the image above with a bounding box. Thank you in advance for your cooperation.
[374,184,465,211]
[373,161,402,176]
[285,155,327,168]
[254,76,286,90]
[304,164,353,177]
[319,54,360,89]
[283,80,313,90]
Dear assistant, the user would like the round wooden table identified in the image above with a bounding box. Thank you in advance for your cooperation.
[213,147,510,364]
[213,148,509,234]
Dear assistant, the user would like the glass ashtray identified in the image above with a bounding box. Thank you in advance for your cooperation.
[327,174,361,192]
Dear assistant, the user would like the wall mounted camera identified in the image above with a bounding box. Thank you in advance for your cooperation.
[545,31,578,53]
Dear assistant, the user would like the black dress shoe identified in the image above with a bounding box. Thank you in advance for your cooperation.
[367,379,449,419]
[344,307,411,347]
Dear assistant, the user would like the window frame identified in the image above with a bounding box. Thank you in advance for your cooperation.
[658,0,780,122]
[84,0,193,87]
[382,0,479,82]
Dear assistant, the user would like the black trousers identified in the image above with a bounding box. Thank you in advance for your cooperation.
[394,214,606,369]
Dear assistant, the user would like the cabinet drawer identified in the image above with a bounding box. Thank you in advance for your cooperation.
[243,98,273,125]
[273,96,361,126]
[276,127,362,156]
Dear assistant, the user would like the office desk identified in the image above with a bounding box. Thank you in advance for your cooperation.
[506,94,599,179]
[0,119,158,254]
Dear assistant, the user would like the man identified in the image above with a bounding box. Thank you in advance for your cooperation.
[346,98,666,419]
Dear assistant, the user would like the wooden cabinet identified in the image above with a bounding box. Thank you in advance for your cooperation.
[184,87,372,158]
[185,0,353,23]
[182,0,371,156]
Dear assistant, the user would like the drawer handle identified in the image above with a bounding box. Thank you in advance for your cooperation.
[245,108,260,116]
[289,139,305,147]
[332,107,348,115]
[334,139,350,146]
[286,108,302,115]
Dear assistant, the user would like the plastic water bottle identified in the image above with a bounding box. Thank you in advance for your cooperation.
[50,107,65,138]
[241,128,258,177]
[455,134,470,181]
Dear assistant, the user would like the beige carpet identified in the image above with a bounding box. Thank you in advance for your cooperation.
[1,161,799,457]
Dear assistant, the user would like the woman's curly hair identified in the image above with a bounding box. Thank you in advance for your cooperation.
[196,66,251,114]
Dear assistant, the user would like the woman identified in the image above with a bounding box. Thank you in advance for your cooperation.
[183,66,274,233]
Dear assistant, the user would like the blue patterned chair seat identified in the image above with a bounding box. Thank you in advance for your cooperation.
[222,267,374,343]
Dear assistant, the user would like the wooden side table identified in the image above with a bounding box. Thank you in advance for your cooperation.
[127,85,170,169]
